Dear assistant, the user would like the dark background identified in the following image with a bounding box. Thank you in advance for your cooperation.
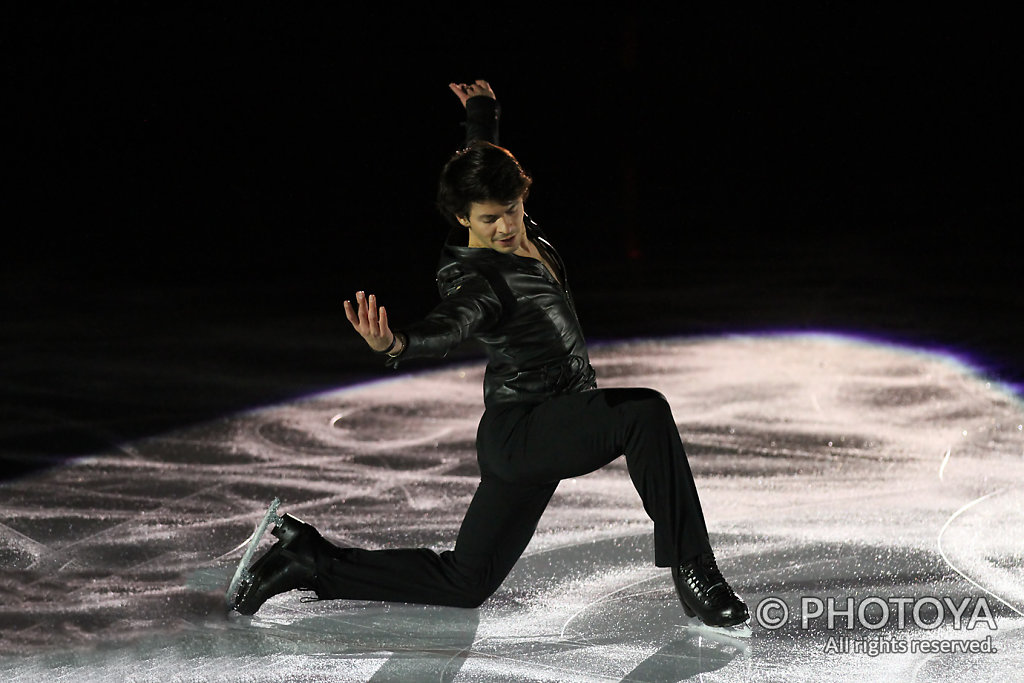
[3,5,1022,480]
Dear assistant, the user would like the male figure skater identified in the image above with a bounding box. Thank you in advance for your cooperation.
[230,80,750,634]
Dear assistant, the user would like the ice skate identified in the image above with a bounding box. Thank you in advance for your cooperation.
[672,551,751,639]
[225,498,321,615]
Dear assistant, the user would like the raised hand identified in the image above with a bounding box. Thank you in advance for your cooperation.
[448,79,496,108]
[343,291,397,352]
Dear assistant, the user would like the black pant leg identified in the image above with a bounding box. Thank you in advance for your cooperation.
[312,476,557,607]
[478,388,712,566]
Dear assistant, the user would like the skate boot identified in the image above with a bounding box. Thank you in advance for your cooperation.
[672,551,751,636]
[226,500,323,615]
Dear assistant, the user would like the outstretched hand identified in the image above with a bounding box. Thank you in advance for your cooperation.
[343,291,396,352]
[448,79,495,108]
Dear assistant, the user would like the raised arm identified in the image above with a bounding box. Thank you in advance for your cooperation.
[342,80,505,365]
[449,79,500,146]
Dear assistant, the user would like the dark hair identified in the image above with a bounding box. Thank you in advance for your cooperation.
[437,141,532,225]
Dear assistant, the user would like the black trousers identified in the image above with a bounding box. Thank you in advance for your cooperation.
[312,388,712,607]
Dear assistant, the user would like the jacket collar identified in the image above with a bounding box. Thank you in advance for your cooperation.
[441,216,547,262]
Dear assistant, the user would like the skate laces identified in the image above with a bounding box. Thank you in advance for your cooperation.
[703,553,740,601]
[701,553,724,580]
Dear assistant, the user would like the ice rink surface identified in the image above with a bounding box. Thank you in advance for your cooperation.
[2,334,1022,681]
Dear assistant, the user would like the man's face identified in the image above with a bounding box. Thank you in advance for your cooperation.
[458,198,526,253]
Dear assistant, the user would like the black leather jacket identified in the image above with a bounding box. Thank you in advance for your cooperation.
[395,219,597,406]
[390,95,597,406]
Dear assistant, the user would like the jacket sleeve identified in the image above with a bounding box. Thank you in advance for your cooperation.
[388,265,503,367]
[463,96,500,146]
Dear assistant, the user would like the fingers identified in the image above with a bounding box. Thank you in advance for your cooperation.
[344,292,394,351]
[449,80,496,106]
[366,293,380,336]
[343,292,372,330]
[355,291,369,329]
[343,299,358,327]
[449,82,470,106]
[473,79,495,98]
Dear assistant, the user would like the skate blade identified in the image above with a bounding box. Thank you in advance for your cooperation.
[225,497,283,609]
[681,617,753,641]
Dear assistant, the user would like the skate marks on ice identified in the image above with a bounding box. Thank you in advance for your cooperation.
[1,534,748,682]
[1,333,1023,680]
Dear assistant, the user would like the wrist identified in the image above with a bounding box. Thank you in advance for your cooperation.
[376,334,398,355]
[386,332,406,358]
